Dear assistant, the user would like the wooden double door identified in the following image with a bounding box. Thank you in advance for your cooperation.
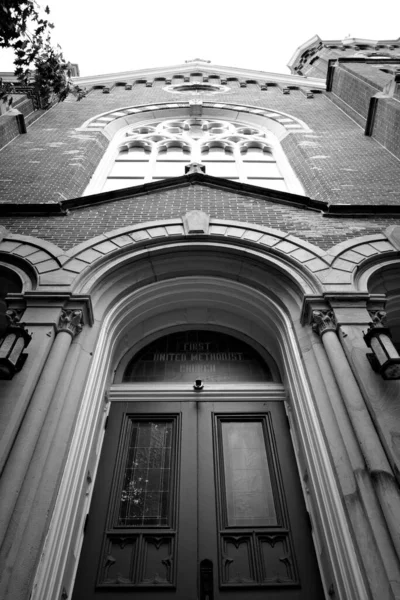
[73,398,324,599]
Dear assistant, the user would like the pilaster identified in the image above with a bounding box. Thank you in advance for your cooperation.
[306,295,400,596]
[294,312,396,598]
[0,292,93,599]
[0,293,93,473]
[332,298,400,489]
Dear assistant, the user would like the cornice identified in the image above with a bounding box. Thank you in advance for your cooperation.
[287,35,322,71]
[0,175,326,216]
[2,175,400,217]
[288,35,400,73]
[72,62,325,90]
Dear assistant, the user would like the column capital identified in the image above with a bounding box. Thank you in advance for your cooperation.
[302,293,385,327]
[5,293,93,328]
[367,309,387,328]
[5,308,25,325]
[57,309,84,338]
[311,310,337,336]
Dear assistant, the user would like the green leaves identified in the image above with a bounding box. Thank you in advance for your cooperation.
[0,1,77,105]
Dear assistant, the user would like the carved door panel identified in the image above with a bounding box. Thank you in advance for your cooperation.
[72,401,198,599]
[72,400,323,599]
[198,401,324,599]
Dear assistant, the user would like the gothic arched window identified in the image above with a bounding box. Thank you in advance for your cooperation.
[96,117,304,195]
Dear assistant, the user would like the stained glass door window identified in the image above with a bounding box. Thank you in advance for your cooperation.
[117,421,174,527]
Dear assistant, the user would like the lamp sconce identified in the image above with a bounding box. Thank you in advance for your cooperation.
[0,310,32,380]
[363,311,400,380]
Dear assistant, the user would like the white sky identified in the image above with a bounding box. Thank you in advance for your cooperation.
[0,0,399,77]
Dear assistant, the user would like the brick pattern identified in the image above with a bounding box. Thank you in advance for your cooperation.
[1,184,399,251]
[293,45,400,159]
[346,63,396,90]
[0,114,20,151]
[329,63,400,159]
[1,216,395,293]
[12,96,36,119]
[1,83,400,207]
[0,96,36,150]
[329,64,394,125]
[373,98,400,160]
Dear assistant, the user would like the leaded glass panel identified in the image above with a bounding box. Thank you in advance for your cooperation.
[118,420,173,527]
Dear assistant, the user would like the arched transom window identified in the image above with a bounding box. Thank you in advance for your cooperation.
[101,118,301,194]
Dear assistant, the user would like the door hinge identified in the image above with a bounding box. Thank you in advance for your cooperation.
[104,416,109,430]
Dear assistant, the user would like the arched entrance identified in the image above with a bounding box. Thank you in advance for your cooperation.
[73,330,323,599]
[30,239,367,600]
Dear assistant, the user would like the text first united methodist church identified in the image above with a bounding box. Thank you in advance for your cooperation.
[1,35,400,600]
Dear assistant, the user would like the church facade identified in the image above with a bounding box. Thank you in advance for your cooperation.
[1,36,400,600]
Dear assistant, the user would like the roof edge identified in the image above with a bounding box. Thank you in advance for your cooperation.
[3,174,400,217]
[72,62,325,89]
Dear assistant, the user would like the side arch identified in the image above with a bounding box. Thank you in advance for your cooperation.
[0,232,67,286]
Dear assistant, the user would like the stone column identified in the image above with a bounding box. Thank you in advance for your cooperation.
[337,307,400,484]
[0,309,83,549]
[312,310,400,561]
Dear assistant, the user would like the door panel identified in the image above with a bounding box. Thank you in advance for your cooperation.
[198,402,324,599]
[72,400,324,599]
[73,402,198,599]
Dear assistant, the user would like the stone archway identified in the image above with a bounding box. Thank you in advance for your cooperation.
[30,242,366,600]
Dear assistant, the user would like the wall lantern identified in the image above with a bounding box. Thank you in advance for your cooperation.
[363,311,400,380]
[0,310,32,380]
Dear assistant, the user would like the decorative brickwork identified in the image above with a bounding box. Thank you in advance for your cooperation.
[0,215,396,293]
[1,183,400,251]
[373,98,400,159]
[1,83,400,207]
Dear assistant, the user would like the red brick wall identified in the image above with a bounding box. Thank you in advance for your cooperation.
[0,184,398,251]
[1,83,400,207]
[330,65,381,126]
[329,63,400,159]
[0,114,20,150]
[372,97,400,158]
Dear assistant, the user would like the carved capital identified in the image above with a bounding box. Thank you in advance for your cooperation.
[57,309,83,338]
[311,310,337,336]
[368,310,387,328]
[5,308,24,326]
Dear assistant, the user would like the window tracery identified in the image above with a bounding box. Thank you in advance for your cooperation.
[103,118,291,193]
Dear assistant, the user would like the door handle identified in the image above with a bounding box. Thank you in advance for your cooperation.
[200,559,214,600]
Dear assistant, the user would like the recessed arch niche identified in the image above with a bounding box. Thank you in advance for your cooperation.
[115,329,281,384]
